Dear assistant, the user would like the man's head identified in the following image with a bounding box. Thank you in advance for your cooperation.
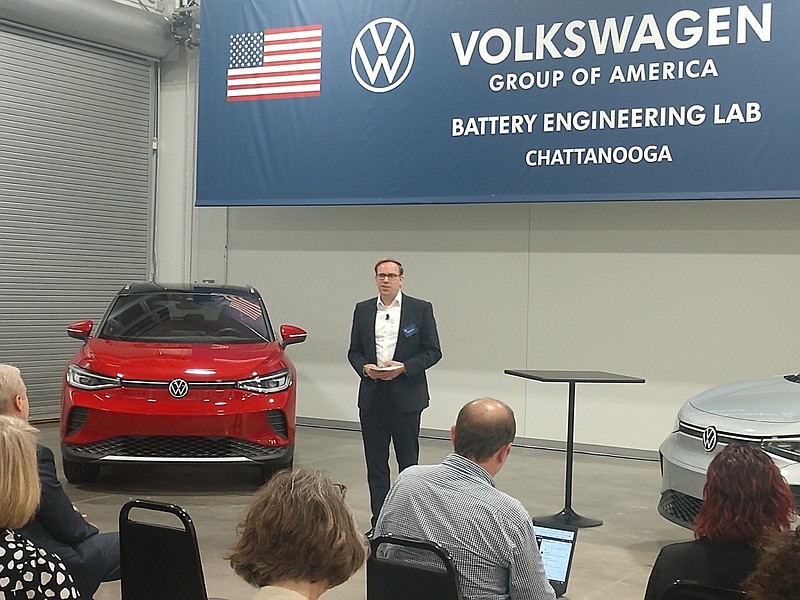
[451,398,516,471]
[0,364,29,420]
[374,258,404,303]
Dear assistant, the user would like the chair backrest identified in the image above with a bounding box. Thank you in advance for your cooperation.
[119,499,208,600]
[367,535,463,600]
[660,580,747,600]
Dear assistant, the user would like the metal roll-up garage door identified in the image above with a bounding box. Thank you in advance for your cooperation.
[0,24,155,419]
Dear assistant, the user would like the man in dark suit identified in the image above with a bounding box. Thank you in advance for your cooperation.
[0,363,120,599]
[348,259,442,528]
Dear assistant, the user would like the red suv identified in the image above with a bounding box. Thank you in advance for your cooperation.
[60,282,306,483]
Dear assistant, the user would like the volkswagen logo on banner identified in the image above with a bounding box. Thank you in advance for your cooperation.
[702,426,718,452]
[168,378,189,399]
[351,17,414,93]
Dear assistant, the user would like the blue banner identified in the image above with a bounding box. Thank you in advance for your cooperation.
[196,0,799,205]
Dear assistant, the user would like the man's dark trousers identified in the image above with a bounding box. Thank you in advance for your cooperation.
[360,387,422,525]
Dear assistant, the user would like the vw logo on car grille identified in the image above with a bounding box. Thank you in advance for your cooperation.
[702,426,718,452]
[168,378,189,399]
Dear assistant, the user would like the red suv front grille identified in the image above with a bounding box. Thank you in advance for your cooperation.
[64,436,289,460]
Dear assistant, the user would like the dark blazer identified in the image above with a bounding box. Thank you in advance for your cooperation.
[16,445,103,593]
[348,294,442,413]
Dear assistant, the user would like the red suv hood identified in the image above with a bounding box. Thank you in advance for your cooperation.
[73,339,288,382]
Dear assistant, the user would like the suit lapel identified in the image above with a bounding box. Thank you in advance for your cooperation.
[366,300,378,362]
[393,298,411,360]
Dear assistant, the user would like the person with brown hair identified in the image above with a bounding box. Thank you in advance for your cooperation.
[0,415,80,599]
[644,443,797,600]
[742,526,800,600]
[228,469,369,600]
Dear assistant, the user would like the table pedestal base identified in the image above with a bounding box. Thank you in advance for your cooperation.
[534,507,603,529]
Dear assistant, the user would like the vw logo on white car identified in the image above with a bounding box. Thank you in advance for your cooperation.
[351,17,414,93]
[168,378,189,399]
[702,426,718,452]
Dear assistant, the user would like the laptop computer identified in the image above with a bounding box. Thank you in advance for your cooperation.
[533,524,579,598]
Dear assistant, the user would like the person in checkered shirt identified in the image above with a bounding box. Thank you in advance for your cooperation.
[374,397,556,600]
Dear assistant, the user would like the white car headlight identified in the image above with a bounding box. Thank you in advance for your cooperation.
[67,365,121,390]
[762,439,800,462]
[236,369,292,394]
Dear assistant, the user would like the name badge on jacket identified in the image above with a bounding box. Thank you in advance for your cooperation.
[403,324,418,337]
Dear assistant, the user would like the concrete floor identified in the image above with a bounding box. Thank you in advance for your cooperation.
[38,423,693,600]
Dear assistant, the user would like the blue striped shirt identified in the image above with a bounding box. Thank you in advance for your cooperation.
[374,453,556,600]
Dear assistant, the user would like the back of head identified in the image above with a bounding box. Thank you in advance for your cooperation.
[0,414,40,529]
[0,364,24,416]
[453,398,516,462]
[694,443,796,544]
[742,526,800,600]
[228,469,368,589]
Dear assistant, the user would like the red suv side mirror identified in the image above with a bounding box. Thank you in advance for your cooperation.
[279,324,307,348]
[67,320,94,341]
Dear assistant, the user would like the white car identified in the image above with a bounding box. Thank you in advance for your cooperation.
[658,374,800,528]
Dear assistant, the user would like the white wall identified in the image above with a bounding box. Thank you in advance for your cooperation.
[154,49,196,282]
[157,51,800,455]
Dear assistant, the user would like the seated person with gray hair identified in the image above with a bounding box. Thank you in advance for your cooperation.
[0,363,121,599]
[373,397,556,600]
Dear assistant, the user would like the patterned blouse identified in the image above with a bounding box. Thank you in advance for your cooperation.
[0,529,80,599]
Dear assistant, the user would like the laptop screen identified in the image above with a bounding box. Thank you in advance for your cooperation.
[533,524,578,597]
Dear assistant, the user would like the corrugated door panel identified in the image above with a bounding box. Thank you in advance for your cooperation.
[0,25,154,419]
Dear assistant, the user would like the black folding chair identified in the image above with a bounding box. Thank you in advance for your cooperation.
[120,499,222,600]
[367,535,462,600]
[660,580,747,600]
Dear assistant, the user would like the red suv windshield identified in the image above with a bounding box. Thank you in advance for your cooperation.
[98,292,271,343]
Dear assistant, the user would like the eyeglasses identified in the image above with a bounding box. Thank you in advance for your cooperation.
[375,273,400,280]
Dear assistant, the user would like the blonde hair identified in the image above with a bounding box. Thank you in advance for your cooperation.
[0,415,41,528]
[0,364,24,415]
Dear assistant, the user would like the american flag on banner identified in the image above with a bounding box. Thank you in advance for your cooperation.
[227,25,322,101]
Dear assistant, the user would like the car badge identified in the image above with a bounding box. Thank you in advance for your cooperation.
[168,378,189,399]
[702,426,718,452]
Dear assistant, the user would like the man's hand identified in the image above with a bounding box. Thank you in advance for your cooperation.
[378,361,406,380]
[73,504,96,527]
[363,362,406,380]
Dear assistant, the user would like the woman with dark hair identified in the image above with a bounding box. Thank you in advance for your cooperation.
[742,526,800,600]
[228,469,369,600]
[644,443,796,600]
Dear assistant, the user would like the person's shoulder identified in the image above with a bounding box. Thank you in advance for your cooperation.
[656,539,704,559]
[36,443,55,461]
[401,295,433,308]
[355,297,377,309]
[486,487,532,524]
[391,463,442,490]
[2,528,25,545]
[397,463,435,479]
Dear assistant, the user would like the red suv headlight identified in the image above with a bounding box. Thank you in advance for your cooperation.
[66,365,121,391]
[235,369,292,394]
